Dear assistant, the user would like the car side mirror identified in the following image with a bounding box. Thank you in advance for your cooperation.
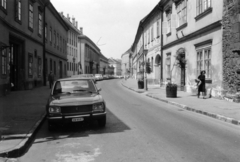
[98,88,102,92]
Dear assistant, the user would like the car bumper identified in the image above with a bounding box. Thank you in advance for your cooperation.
[47,112,106,124]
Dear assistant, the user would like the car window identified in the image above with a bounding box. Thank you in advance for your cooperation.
[53,79,97,95]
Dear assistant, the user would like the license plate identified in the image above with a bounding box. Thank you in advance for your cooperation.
[72,118,84,122]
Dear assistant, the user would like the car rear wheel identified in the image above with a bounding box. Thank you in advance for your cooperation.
[98,116,106,127]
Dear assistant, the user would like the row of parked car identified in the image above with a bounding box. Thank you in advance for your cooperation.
[95,74,123,81]
[71,74,123,83]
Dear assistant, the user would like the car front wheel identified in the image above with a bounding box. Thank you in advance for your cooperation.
[98,116,106,127]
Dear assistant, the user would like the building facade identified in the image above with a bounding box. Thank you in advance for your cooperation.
[160,0,223,96]
[108,58,122,76]
[0,0,68,96]
[121,49,131,76]
[99,53,108,75]
[60,13,81,77]
[78,34,101,75]
[131,4,162,84]
[130,0,224,97]
[45,3,69,82]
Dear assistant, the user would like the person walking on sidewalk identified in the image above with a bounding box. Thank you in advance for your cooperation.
[48,71,54,89]
[197,70,206,99]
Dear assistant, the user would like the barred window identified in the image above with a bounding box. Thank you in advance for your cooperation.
[166,12,171,34]
[49,27,52,43]
[196,0,211,16]
[38,13,42,36]
[38,57,42,77]
[1,48,7,75]
[197,48,211,78]
[151,27,154,42]
[15,0,22,22]
[176,0,187,27]
[157,21,160,37]
[29,3,33,29]
[1,0,7,10]
[28,54,33,77]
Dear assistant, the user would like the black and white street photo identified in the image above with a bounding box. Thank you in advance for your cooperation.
[0,0,240,162]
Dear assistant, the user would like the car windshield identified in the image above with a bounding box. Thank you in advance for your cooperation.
[53,79,97,95]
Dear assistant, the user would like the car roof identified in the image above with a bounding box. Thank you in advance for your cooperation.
[57,77,93,81]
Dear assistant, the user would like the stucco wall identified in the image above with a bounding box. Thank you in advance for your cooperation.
[222,0,240,92]
[163,28,223,94]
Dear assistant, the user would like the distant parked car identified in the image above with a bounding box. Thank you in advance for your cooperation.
[95,74,103,81]
[71,74,96,83]
[103,75,109,80]
[46,77,107,131]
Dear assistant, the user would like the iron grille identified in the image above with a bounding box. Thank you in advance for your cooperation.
[61,105,92,114]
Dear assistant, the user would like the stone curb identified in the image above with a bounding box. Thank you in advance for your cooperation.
[0,112,46,158]
[121,81,240,126]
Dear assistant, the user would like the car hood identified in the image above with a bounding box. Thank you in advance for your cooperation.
[49,93,103,106]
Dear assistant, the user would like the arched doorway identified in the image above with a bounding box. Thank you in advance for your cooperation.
[176,48,186,90]
[155,54,161,84]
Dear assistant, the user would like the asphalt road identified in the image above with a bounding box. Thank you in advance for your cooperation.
[15,79,240,162]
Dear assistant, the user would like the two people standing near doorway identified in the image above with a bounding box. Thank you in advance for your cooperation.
[196,70,206,99]
[48,71,54,89]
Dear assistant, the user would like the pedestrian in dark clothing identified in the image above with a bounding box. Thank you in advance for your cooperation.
[48,71,54,89]
[197,70,206,99]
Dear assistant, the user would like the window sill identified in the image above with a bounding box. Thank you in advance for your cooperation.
[0,7,7,15]
[195,7,213,21]
[15,19,22,25]
[167,32,171,37]
[176,23,188,31]
[28,27,33,32]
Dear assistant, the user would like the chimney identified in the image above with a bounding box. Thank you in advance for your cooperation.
[72,17,75,26]
[76,21,78,28]
[80,27,83,34]
[67,14,70,21]
[60,12,64,16]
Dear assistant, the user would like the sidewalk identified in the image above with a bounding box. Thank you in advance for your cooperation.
[121,78,240,126]
[0,86,50,158]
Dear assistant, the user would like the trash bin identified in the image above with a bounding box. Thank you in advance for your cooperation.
[166,86,177,98]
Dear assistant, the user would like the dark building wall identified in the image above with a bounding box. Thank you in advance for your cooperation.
[45,4,68,81]
[222,0,240,92]
[0,0,45,96]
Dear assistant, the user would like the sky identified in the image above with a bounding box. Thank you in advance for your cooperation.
[50,0,160,59]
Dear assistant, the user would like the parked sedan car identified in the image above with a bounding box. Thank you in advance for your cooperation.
[95,74,103,81]
[103,75,109,80]
[46,77,106,131]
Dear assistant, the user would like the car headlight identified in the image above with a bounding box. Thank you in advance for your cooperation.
[92,103,105,112]
[49,106,61,113]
